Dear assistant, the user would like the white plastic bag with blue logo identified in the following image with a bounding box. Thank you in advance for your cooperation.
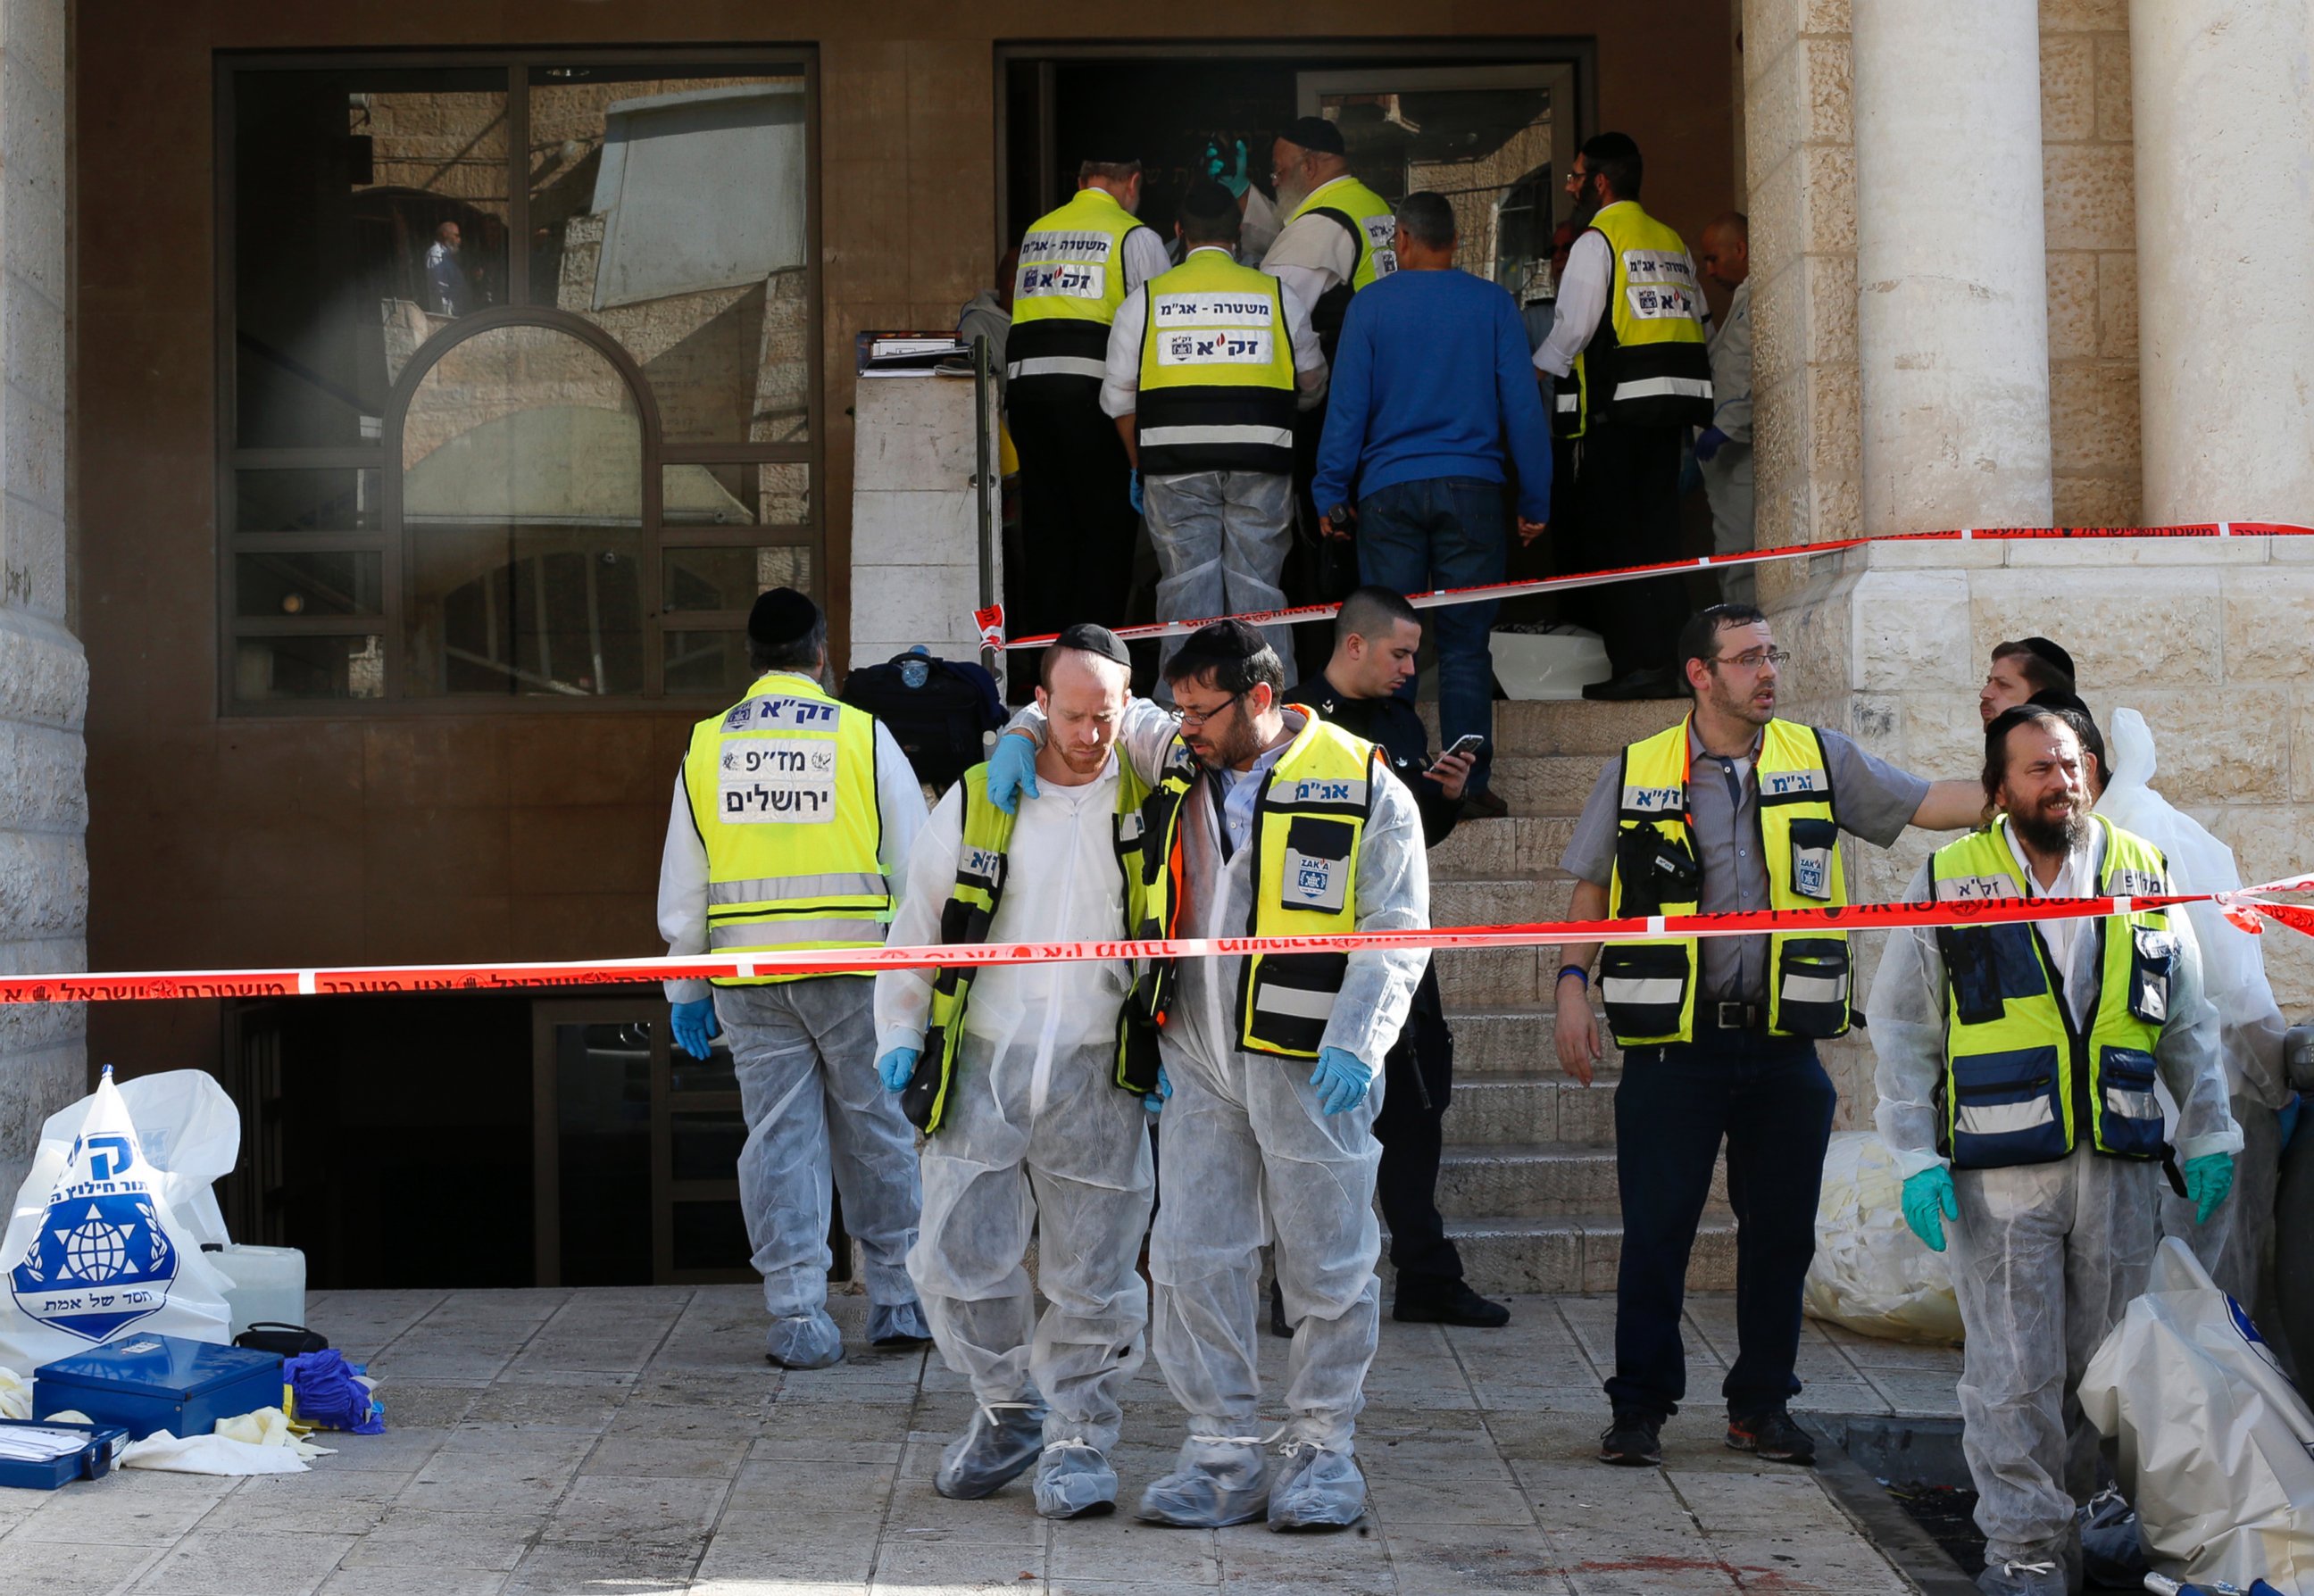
[0,1068,237,1374]
[2079,1235,2314,1595]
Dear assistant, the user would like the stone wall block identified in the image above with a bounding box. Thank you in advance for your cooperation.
[0,832,87,936]
[1744,32,1803,166]
[1807,363,1861,536]
[2043,253,2098,362]
[2200,803,2314,895]
[1801,37,1853,144]
[1969,568,2221,689]
[1805,144,1859,254]
[1747,149,1802,289]
[1750,257,1804,387]
[2,187,62,308]
[4,271,65,412]
[1860,537,2007,569]
[0,721,86,831]
[1903,690,1994,775]
[2,387,62,519]
[1806,251,1858,366]
[2047,362,2139,477]
[2294,687,2314,803]
[2003,536,2262,565]
[2103,686,2291,804]
[0,615,86,728]
[2039,31,2096,141]
[2095,252,2136,361]
[4,0,69,102]
[0,1039,87,1201]
[1746,0,1802,79]
[2051,474,2140,528]
[2092,30,2133,141]
[2041,144,2135,252]
[2039,0,2127,29]
[1853,570,1975,689]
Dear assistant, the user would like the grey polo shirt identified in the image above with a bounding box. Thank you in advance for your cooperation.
[1561,721,1930,1001]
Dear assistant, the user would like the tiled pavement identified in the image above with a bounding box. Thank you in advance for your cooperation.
[0,1286,1966,1594]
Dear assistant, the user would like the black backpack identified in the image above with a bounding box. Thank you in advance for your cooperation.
[840,649,1004,793]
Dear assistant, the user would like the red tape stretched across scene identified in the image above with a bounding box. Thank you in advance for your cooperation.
[975,521,2314,650]
[5,877,2309,1005]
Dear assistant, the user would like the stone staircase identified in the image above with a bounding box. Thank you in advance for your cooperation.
[1409,698,1739,1297]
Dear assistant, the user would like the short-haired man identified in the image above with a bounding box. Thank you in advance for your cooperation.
[1008,158,1171,637]
[1554,603,1985,1467]
[1534,133,1714,702]
[656,589,932,1368]
[1870,706,2238,1596]
[872,627,1161,1520]
[1978,636,2077,725]
[986,619,1430,1530]
[1694,212,1754,604]
[1103,179,1328,677]
[1313,192,1552,814]
[1286,586,1508,1329]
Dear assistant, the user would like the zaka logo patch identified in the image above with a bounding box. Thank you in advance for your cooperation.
[8,1077,179,1342]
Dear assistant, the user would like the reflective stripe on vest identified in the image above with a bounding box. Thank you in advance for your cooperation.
[1929,816,2174,1170]
[683,671,889,985]
[1009,187,1152,399]
[1600,718,1852,1046]
[905,761,1161,1135]
[1136,249,1299,476]
[1571,201,1713,429]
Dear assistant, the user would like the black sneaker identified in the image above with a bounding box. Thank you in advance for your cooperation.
[1393,1283,1511,1328]
[1598,1408,1662,1467]
[1726,1408,1816,1465]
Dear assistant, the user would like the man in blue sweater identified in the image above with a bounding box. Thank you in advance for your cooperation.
[1314,192,1552,810]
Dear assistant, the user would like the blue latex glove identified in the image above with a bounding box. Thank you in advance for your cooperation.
[2280,1093,2302,1150]
[1145,1065,1172,1118]
[1900,1166,1958,1253]
[670,998,720,1061]
[1694,425,1729,463]
[2185,1153,2235,1226]
[986,731,1041,814]
[877,1046,919,1093]
[1128,470,1144,515]
[1208,137,1251,197]
[1309,1046,1372,1117]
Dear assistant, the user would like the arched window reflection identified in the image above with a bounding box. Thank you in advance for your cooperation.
[401,322,646,695]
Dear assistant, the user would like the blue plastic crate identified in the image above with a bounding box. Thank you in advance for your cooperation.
[33,1334,282,1441]
[0,1417,130,1489]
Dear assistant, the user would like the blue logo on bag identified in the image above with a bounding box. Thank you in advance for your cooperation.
[10,1189,179,1342]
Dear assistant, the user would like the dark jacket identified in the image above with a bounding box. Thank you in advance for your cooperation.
[1284,675,1464,846]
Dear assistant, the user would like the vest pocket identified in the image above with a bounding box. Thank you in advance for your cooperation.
[1599,942,1688,1039]
[1280,816,1354,915]
[1613,821,1699,918]
[1936,923,2049,1025]
[1773,936,1849,1037]
[1946,1043,2067,1168]
[2127,928,2175,1024]
[1786,818,1838,902]
[1246,952,1348,1054]
[2094,1045,2168,1159]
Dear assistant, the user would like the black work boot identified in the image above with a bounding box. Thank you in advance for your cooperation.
[1598,1407,1663,1467]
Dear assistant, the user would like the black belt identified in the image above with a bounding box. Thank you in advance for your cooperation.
[1702,1000,1767,1031]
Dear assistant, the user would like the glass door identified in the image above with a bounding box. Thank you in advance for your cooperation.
[1295,64,1577,303]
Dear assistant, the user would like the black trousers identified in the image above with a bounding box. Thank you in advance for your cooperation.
[1571,421,1689,677]
[1374,964,1464,1296]
[1008,392,1138,639]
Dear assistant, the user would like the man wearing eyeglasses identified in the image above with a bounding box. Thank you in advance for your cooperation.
[1552,603,1985,1469]
[982,618,1429,1532]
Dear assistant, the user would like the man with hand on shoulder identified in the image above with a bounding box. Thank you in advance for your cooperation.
[872,626,1161,1521]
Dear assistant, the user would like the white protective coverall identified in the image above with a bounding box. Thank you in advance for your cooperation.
[874,759,1153,1454]
[2095,708,2292,1304]
[1028,698,1429,1457]
[1871,825,2241,1572]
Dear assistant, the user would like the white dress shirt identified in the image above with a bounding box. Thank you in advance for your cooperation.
[1531,225,1613,378]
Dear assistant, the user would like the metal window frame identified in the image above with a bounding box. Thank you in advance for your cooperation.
[214,47,824,718]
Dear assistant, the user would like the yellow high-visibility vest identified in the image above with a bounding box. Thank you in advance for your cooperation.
[1572,201,1713,429]
[1135,247,1298,476]
[1008,187,1153,396]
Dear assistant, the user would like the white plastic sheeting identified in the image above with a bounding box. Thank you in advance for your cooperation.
[1802,1131,1964,1344]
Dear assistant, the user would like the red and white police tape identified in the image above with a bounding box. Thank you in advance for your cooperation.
[975,520,2314,651]
[7,876,2310,1005]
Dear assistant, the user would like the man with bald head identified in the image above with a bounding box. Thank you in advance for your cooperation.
[874,626,1164,1521]
[1695,212,1753,603]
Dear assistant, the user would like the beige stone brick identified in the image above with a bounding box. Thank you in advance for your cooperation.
[1970,567,2222,689]
[1806,144,1860,254]
[2093,30,2134,142]
[1745,32,1802,162]
[1809,363,1862,536]
[2043,144,2136,252]
[2051,472,2141,528]
[1802,37,1853,145]
[1807,251,1858,366]
[2202,802,2314,892]
[1748,148,1802,285]
[2224,569,2314,682]
[2044,252,2099,362]
[2040,0,2127,30]
[2048,362,2139,477]
[2096,252,2137,361]
[1804,0,1853,31]
[2004,534,2260,564]
[1855,570,1976,691]
[1752,252,1806,388]
[2040,32,2096,142]
[1902,690,1989,773]
[2111,687,2292,804]
[1744,0,1803,88]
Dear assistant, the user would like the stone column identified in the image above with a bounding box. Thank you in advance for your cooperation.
[2129,0,2314,521]
[1852,0,2054,530]
[0,0,85,1195]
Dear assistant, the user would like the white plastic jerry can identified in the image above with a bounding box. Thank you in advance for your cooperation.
[212,1244,307,1339]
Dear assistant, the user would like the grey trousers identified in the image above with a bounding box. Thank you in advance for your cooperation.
[715,977,922,1318]
[1144,470,1294,683]
[1701,443,1755,604]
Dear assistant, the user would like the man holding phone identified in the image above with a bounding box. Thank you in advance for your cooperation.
[1286,585,1510,1328]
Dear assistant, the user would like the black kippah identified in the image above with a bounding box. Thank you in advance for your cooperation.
[2020,636,2076,685]
[1278,115,1346,157]
[747,587,820,649]
[1053,623,1132,667]
[1183,618,1267,661]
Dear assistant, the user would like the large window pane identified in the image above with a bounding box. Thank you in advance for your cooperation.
[236,552,385,618]
[403,323,645,696]
[234,636,387,701]
[529,70,812,445]
[237,469,383,533]
[235,69,510,448]
[662,461,811,528]
[662,630,752,696]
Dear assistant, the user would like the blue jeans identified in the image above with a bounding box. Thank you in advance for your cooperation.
[1355,477,1505,798]
[1607,1030,1836,1420]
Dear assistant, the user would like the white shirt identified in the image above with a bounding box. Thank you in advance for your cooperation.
[1530,212,1621,378]
[1260,176,1369,312]
[874,757,1130,1060]
[1115,222,1174,301]
[656,672,929,1003]
[2005,820,2103,1029]
[1099,247,1329,420]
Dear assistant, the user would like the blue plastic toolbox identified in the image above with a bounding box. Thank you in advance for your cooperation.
[33,1334,283,1441]
[0,1417,130,1489]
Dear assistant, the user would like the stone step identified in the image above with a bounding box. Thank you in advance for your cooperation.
[1383,1213,1737,1296]
[1425,814,1578,881]
[1432,943,1546,1009]
[1434,1142,1730,1218]
[1430,875,1572,928]
[1420,698,1686,757]
[1442,1072,1622,1145]
[1486,754,1605,818]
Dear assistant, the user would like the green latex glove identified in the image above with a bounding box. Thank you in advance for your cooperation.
[2184,1153,2235,1226]
[1901,1166,1958,1253]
